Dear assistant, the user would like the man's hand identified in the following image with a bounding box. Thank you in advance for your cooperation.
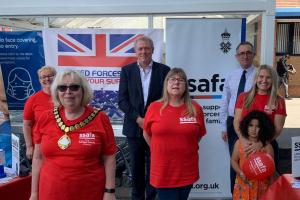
[221,131,228,141]
[136,116,144,129]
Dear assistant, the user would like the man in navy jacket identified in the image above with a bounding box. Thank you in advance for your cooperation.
[118,36,170,200]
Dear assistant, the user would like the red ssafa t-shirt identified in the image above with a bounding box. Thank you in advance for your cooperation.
[236,92,286,122]
[23,90,53,122]
[144,101,206,188]
[23,90,53,142]
[34,106,117,200]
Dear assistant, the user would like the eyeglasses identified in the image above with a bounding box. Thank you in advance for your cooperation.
[57,84,81,92]
[237,51,254,57]
[168,77,186,84]
[40,74,55,80]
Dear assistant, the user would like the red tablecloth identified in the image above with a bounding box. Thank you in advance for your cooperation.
[0,175,31,200]
[260,174,300,200]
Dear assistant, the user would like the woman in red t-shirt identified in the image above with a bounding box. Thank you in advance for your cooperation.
[23,66,56,159]
[234,65,286,168]
[143,68,206,200]
[29,70,117,200]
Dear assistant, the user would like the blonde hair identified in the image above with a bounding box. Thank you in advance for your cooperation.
[51,70,93,107]
[37,66,56,77]
[158,68,196,117]
[244,65,279,109]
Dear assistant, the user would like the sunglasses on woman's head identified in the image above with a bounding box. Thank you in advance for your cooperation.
[57,84,81,92]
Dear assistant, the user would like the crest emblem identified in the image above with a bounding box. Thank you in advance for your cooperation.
[220,29,231,54]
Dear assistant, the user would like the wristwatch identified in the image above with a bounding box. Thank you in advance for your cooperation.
[104,188,115,193]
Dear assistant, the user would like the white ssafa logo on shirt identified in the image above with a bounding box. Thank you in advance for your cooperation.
[264,105,276,114]
[179,117,197,124]
[79,132,96,145]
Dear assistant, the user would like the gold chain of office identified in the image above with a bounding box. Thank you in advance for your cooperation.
[54,107,99,133]
[53,107,99,150]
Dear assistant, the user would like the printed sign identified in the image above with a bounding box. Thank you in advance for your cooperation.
[292,136,300,177]
[166,18,246,198]
[0,32,45,110]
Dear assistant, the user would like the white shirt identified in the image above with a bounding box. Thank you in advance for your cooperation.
[138,61,153,107]
[219,65,256,132]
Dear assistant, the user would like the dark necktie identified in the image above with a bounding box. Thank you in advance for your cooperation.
[237,70,247,98]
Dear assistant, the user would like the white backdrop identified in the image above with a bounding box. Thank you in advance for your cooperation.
[166,18,246,199]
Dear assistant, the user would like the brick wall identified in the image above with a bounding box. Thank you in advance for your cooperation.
[275,0,300,97]
[276,0,300,8]
[275,56,300,97]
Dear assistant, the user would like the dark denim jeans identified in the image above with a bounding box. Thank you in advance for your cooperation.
[156,185,193,200]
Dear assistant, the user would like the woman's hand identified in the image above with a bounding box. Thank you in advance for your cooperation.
[240,171,252,186]
[103,192,116,200]
[29,192,38,200]
[239,171,247,182]
[243,141,263,156]
[26,146,34,160]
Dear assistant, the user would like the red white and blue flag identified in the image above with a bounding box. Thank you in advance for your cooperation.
[56,33,146,67]
[44,29,163,68]
[43,29,163,83]
[43,29,163,122]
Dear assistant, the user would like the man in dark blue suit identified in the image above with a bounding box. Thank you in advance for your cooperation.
[118,36,170,200]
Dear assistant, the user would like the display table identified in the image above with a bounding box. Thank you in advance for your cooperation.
[260,174,300,200]
[0,175,31,200]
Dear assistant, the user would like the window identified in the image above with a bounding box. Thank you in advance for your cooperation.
[276,22,300,55]
[293,23,300,54]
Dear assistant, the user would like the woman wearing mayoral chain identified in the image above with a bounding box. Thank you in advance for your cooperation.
[30,70,117,200]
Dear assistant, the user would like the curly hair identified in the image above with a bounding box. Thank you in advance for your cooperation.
[239,110,275,146]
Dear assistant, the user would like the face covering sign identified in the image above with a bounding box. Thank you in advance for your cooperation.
[0,32,45,110]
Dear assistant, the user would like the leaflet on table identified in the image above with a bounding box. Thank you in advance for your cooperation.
[292,136,300,178]
[11,134,20,176]
[0,167,17,184]
[292,179,300,189]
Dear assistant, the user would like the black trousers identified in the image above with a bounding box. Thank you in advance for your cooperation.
[127,137,156,200]
[271,140,279,172]
[226,116,238,194]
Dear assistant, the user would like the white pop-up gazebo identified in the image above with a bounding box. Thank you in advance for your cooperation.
[0,0,275,65]
[0,1,276,199]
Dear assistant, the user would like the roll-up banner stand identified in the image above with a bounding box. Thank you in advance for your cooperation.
[166,18,246,199]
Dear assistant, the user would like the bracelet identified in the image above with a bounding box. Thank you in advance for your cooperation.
[104,188,115,193]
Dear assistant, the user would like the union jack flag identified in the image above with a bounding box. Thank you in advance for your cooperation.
[57,33,143,67]
[58,34,93,54]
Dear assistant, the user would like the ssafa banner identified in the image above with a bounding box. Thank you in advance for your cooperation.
[0,32,45,110]
[292,136,300,177]
[43,29,163,122]
[166,18,246,198]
